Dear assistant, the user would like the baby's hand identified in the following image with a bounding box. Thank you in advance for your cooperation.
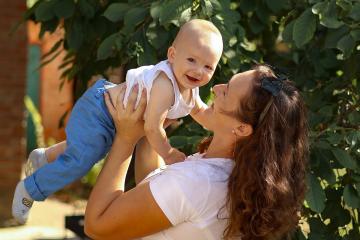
[165,148,186,164]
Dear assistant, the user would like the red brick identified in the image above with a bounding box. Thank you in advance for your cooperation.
[0,0,26,223]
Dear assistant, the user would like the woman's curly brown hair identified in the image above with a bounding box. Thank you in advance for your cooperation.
[199,65,309,240]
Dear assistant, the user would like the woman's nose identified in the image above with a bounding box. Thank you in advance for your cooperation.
[212,84,224,96]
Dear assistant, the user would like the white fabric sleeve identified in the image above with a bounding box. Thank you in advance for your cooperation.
[149,170,199,226]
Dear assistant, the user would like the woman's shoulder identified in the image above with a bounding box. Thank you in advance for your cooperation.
[170,153,234,178]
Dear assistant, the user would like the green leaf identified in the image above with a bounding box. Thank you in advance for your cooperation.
[331,148,357,170]
[312,149,336,185]
[345,229,360,240]
[324,25,349,49]
[249,15,265,34]
[187,136,203,145]
[41,39,63,60]
[308,218,327,239]
[170,136,188,148]
[159,0,193,26]
[348,111,360,125]
[305,173,326,213]
[349,3,360,21]
[350,29,360,41]
[356,183,360,196]
[78,0,95,19]
[66,21,84,51]
[351,173,360,182]
[35,0,55,21]
[137,37,157,66]
[293,9,317,48]
[103,3,130,22]
[186,123,205,134]
[343,184,360,208]
[150,1,161,20]
[53,0,75,19]
[336,0,352,12]
[239,0,256,13]
[313,0,343,29]
[320,16,344,29]
[39,18,59,38]
[336,34,355,59]
[322,200,351,226]
[325,132,342,145]
[97,33,119,60]
[202,0,213,17]
[312,2,327,15]
[308,0,322,3]
[179,7,192,24]
[265,0,287,13]
[124,7,148,29]
[282,20,295,43]
[146,23,170,50]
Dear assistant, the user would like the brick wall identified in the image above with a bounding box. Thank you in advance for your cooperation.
[0,1,27,223]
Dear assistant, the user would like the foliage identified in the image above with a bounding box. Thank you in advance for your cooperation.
[23,0,360,239]
[24,95,46,148]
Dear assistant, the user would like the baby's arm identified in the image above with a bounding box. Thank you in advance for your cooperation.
[144,73,186,164]
[190,96,213,130]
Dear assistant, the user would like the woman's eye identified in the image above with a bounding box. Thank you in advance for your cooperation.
[187,58,195,63]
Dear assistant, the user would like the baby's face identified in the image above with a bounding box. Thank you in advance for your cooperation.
[168,34,222,91]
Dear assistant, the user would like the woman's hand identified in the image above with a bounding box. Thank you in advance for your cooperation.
[104,84,147,144]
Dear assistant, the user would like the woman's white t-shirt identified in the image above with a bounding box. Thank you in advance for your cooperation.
[140,153,235,240]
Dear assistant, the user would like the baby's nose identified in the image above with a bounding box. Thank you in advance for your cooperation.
[194,67,203,77]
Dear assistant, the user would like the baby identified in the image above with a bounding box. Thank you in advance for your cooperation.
[12,19,223,224]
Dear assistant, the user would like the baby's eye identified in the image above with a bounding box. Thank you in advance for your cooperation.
[187,58,195,63]
[205,65,213,71]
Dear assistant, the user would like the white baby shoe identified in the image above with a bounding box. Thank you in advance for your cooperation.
[24,148,48,177]
[12,180,34,224]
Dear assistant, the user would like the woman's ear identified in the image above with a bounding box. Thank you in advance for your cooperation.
[167,46,176,63]
[233,123,253,137]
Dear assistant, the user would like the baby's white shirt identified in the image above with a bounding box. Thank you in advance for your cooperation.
[123,60,200,119]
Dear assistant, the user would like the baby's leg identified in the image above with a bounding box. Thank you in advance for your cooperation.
[135,136,165,184]
[13,79,116,224]
[45,141,67,163]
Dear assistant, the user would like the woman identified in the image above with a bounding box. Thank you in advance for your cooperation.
[84,65,308,240]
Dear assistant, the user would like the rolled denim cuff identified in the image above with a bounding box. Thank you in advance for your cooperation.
[24,174,46,201]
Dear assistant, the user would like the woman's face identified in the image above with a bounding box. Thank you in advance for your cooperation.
[212,70,255,115]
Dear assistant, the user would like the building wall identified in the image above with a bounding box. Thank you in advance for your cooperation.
[0,0,27,223]
[28,22,73,144]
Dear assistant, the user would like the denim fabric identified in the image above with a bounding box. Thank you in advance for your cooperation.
[24,79,116,201]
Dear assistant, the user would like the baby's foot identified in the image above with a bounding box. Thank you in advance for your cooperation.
[25,148,48,177]
[12,180,34,224]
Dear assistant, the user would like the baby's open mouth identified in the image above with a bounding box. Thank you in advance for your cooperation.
[186,75,199,82]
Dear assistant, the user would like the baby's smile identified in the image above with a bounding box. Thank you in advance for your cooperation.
[186,75,200,82]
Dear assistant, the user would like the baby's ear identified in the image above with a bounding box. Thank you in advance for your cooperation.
[167,46,176,63]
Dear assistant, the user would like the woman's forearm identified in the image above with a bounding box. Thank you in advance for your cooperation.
[85,136,136,225]
[135,137,165,184]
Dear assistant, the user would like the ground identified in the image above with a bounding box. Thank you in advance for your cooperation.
[0,198,86,240]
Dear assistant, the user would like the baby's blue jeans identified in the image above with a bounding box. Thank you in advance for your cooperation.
[24,79,116,201]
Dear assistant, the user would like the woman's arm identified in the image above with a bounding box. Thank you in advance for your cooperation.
[135,136,165,184]
[84,85,172,239]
